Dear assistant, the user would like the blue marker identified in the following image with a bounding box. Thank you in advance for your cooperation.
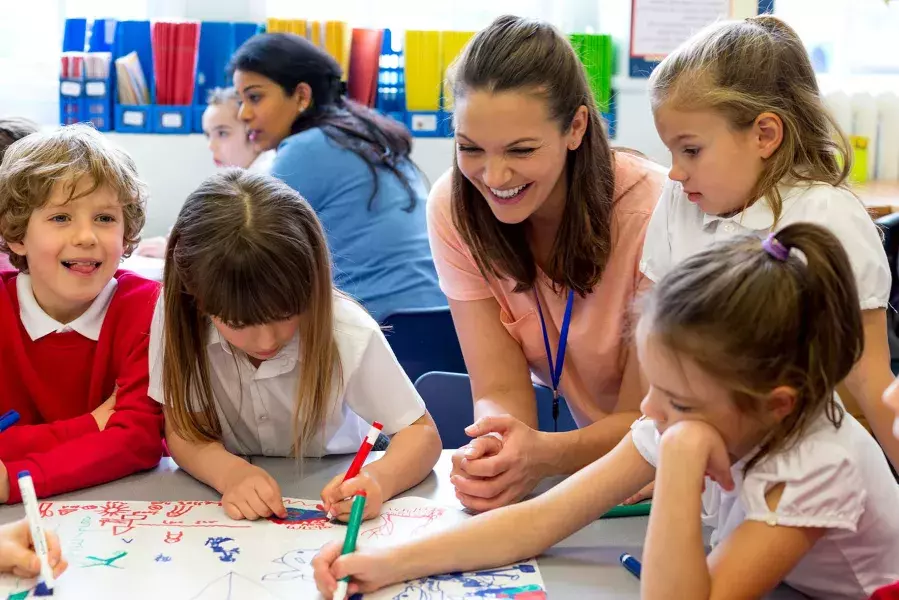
[0,410,19,432]
[619,553,641,580]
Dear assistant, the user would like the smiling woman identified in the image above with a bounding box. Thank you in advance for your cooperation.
[429,15,666,512]
[225,34,446,323]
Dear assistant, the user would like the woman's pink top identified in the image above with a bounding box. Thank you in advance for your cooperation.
[427,152,665,426]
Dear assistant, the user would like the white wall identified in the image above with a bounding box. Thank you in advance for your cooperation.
[110,134,461,236]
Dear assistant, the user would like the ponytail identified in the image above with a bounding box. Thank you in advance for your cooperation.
[644,221,863,473]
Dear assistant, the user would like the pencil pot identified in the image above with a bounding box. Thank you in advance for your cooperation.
[192,104,207,133]
[405,111,442,138]
[81,78,113,131]
[152,105,192,134]
[59,79,84,126]
[114,104,152,133]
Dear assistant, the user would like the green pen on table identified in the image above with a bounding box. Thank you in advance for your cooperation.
[333,491,367,600]
[601,500,651,519]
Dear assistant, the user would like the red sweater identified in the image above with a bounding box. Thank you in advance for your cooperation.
[0,270,164,503]
[872,583,899,600]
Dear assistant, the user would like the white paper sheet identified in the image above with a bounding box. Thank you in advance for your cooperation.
[631,0,730,58]
[0,497,545,599]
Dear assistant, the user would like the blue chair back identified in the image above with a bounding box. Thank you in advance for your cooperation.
[875,213,899,375]
[382,307,466,384]
[414,371,577,449]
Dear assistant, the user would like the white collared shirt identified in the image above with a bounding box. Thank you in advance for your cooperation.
[640,179,891,310]
[16,273,117,341]
[631,413,899,598]
[148,291,425,457]
[247,150,275,174]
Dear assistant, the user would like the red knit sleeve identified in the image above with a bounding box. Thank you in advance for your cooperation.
[0,415,98,461]
[870,583,899,600]
[3,280,164,504]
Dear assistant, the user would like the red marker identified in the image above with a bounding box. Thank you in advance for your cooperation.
[327,421,383,518]
[345,421,383,482]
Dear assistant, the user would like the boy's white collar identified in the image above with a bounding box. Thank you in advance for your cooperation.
[16,273,117,341]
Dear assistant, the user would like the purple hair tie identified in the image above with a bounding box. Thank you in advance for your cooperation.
[761,232,790,261]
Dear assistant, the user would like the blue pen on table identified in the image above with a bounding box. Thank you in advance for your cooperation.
[619,552,641,580]
[0,410,19,432]
[19,471,55,596]
[333,491,367,600]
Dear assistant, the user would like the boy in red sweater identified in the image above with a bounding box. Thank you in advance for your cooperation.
[0,124,163,503]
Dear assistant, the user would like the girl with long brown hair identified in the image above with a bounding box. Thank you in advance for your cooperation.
[148,169,441,522]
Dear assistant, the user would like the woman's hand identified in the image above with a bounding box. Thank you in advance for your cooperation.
[450,415,551,512]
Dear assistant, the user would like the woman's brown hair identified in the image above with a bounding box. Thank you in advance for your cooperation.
[649,15,851,225]
[642,222,863,472]
[162,169,340,457]
[446,15,616,295]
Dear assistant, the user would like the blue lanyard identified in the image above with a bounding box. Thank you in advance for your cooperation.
[535,288,574,432]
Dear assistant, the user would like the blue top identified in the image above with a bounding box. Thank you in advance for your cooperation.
[271,128,445,322]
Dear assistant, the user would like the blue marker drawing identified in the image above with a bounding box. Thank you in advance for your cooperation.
[269,507,329,526]
[392,564,544,600]
[154,554,172,563]
[261,549,318,581]
[205,536,240,563]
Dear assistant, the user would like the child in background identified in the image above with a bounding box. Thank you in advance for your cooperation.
[313,224,899,600]
[203,87,274,173]
[132,87,274,260]
[149,169,441,522]
[0,519,66,579]
[0,124,164,502]
[640,15,899,470]
[0,117,39,272]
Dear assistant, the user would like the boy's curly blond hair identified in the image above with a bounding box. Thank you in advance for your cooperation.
[0,124,148,271]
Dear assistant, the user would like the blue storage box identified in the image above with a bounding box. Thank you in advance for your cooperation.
[152,105,192,134]
[112,20,155,134]
[114,105,152,133]
[376,29,405,115]
[82,78,113,131]
[192,104,207,133]
[195,22,234,107]
[59,79,84,126]
[405,111,443,138]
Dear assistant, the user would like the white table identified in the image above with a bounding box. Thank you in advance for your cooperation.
[0,452,807,599]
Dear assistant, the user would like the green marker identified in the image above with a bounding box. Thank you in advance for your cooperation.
[333,491,367,600]
[601,500,651,519]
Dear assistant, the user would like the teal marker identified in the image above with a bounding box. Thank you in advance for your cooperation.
[333,491,367,600]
